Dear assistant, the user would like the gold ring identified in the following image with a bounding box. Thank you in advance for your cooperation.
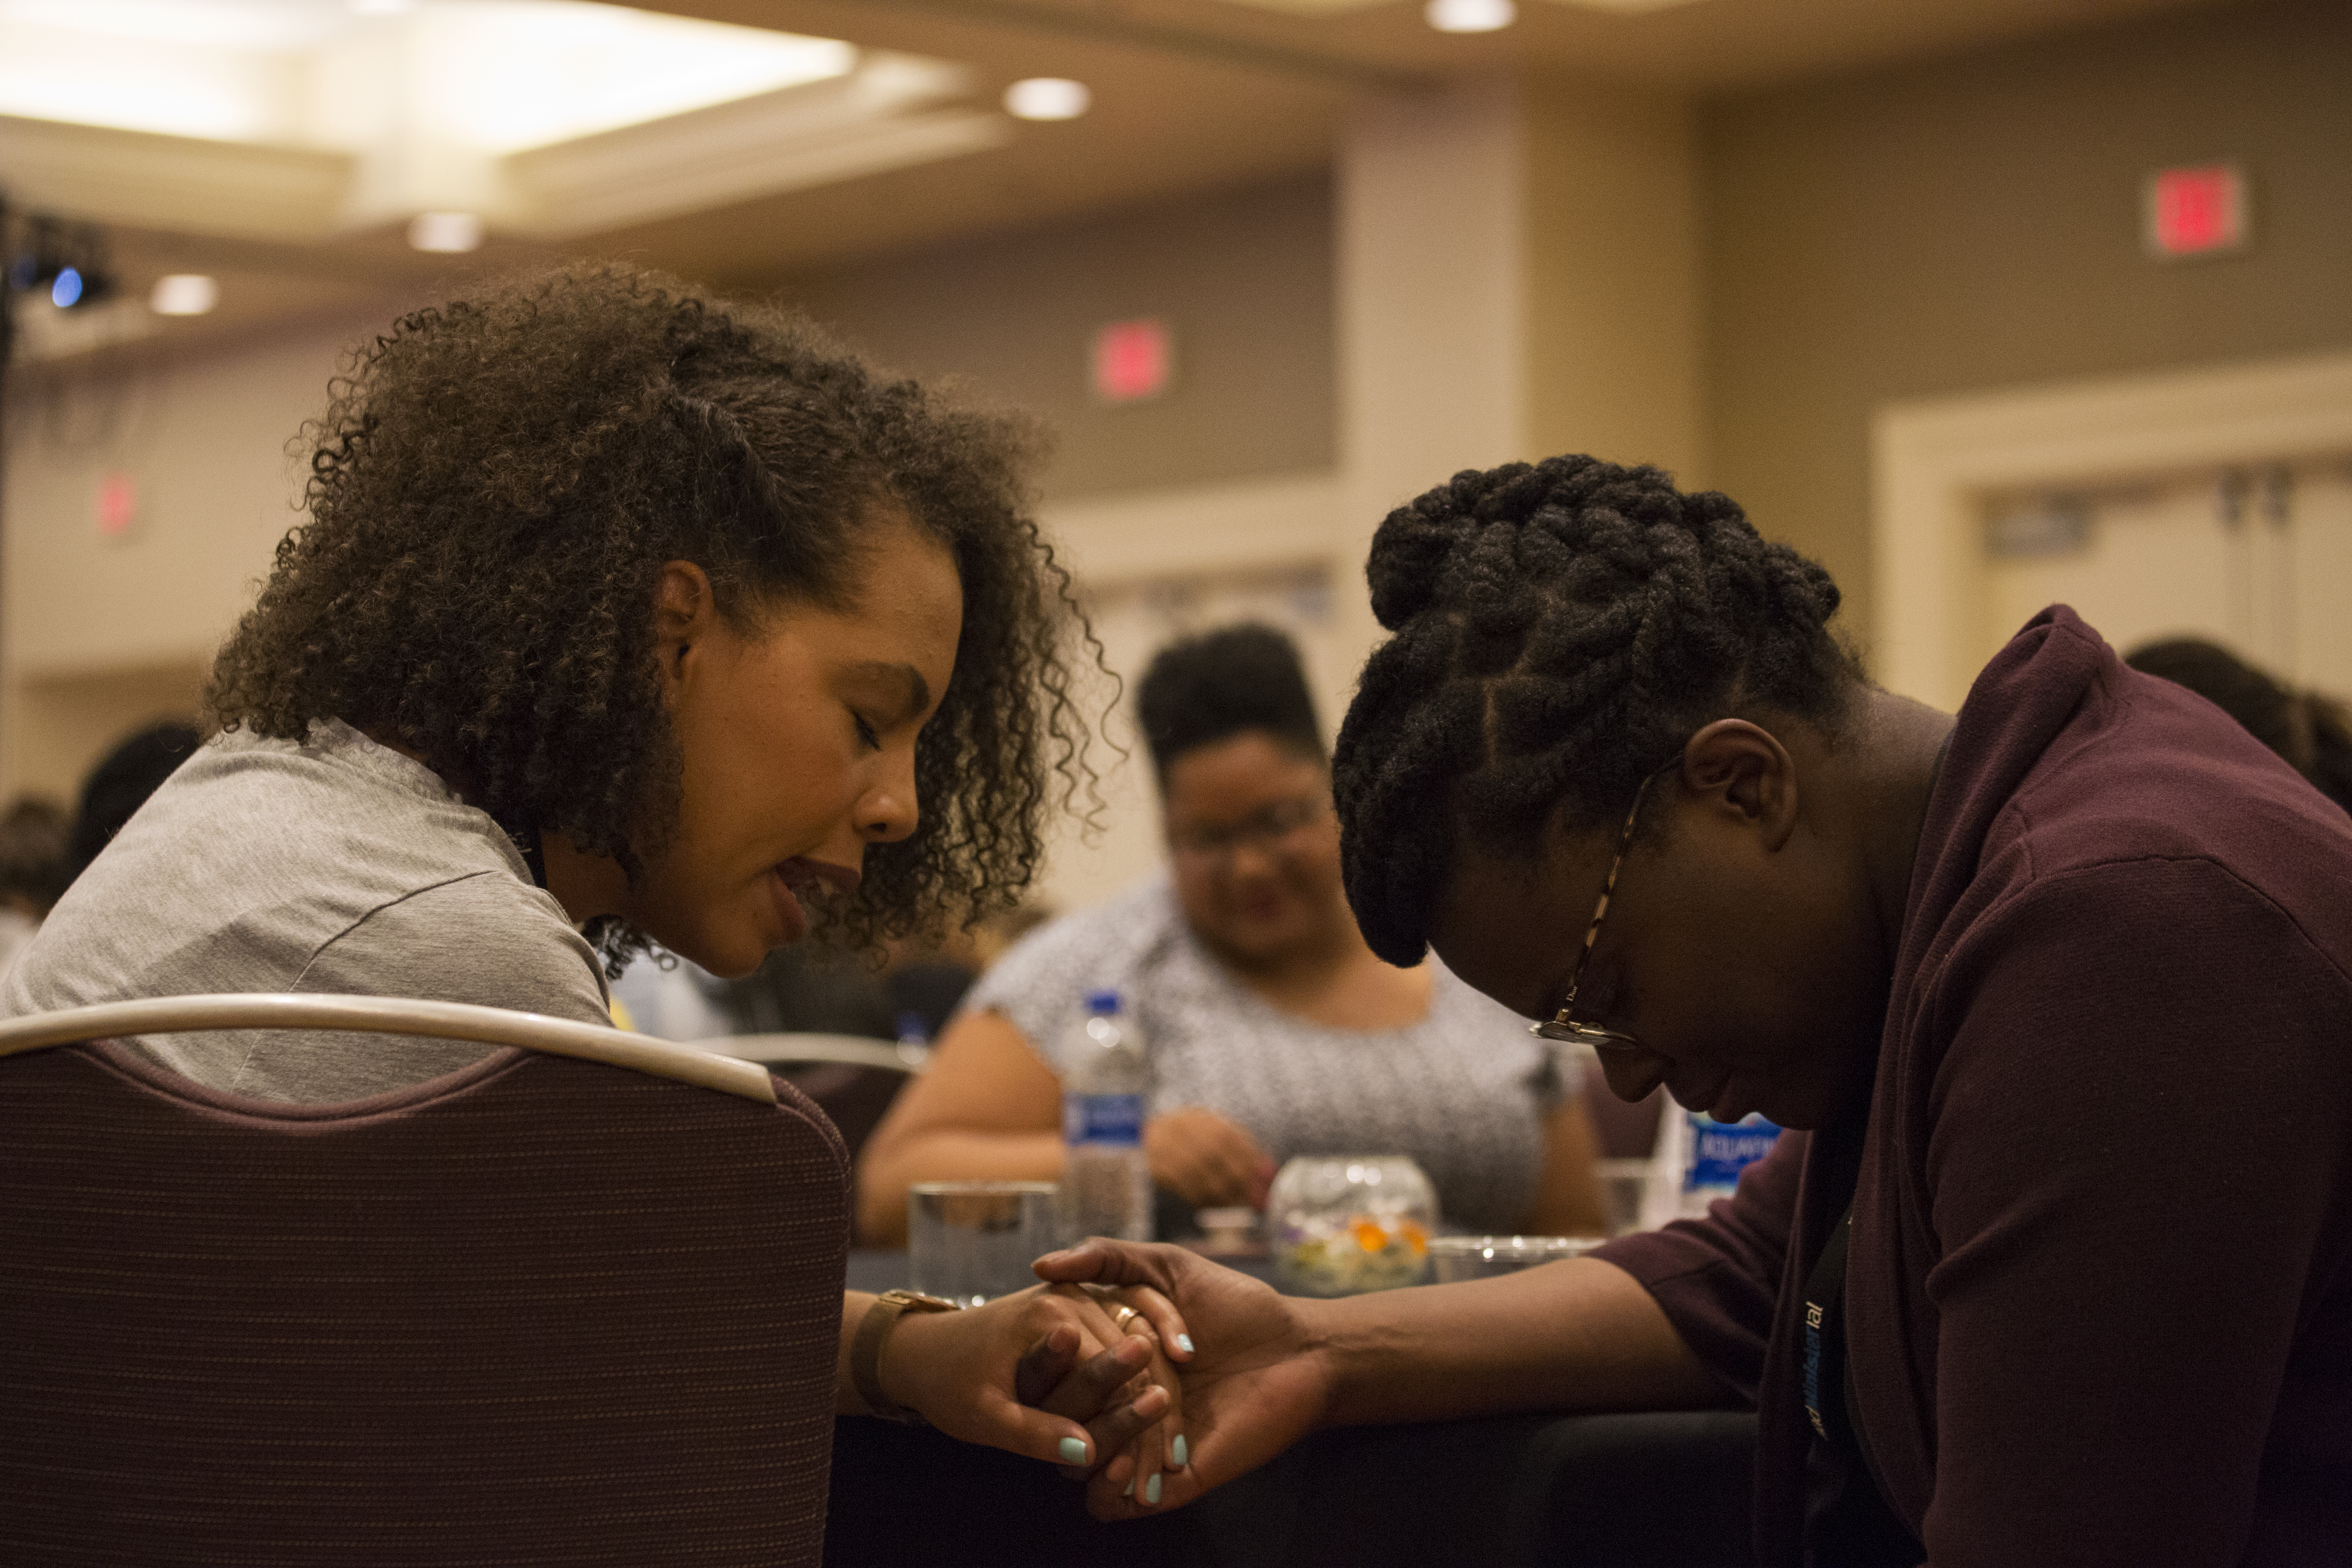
[1111,1305,1140,1332]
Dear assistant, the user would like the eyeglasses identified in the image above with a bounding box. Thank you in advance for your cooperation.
[1168,795,1327,862]
[1529,770,1662,1054]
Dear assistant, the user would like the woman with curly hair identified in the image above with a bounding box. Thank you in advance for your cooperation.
[1041,455,2352,1558]
[1,266,1193,1499]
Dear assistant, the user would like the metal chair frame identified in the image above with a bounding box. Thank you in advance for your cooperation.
[0,993,776,1101]
[692,1029,929,1075]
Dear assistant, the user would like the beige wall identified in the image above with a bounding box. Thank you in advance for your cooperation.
[1524,77,1706,488]
[0,309,394,797]
[780,172,1336,503]
[1704,0,2352,660]
[0,175,1339,800]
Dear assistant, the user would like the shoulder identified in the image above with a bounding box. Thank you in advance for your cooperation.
[1950,842,2352,1008]
[962,878,1183,1061]
[1921,855,2352,1141]
[1983,663,2352,926]
[304,871,610,1025]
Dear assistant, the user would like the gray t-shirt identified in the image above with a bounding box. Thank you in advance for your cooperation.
[963,875,1572,1234]
[0,720,609,1103]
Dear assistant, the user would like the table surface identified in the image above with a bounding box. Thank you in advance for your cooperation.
[846,1246,1278,1296]
[830,1250,1759,1568]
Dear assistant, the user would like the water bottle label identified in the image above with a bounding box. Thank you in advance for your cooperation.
[1065,1093,1144,1147]
[1685,1113,1781,1192]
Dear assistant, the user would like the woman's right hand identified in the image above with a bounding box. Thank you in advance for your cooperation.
[1032,1241,1331,1520]
[1143,1107,1276,1209]
[875,1279,1192,1506]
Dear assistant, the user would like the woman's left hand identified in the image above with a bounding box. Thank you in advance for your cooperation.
[876,1282,1192,1499]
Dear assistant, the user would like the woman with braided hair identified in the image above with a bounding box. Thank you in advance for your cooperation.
[2,265,1200,1507]
[1041,454,2352,1561]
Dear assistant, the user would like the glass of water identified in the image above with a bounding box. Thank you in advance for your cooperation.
[907,1181,1060,1307]
[1427,1234,1608,1284]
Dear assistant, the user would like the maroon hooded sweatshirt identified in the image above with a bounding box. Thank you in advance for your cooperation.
[1595,607,2352,1567]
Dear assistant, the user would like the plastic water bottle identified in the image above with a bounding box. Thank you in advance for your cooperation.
[893,1010,933,1071]
[1060,990,1152,1243]
[1639,1109,1784,1228]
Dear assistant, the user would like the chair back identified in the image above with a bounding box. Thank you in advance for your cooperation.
[0,998,850,1567]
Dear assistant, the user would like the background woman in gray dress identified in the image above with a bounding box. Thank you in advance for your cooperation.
[860,624,1607,1243]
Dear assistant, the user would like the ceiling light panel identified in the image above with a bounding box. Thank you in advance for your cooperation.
[398,4,856,155]
[0,0,856,154]
[0,0,350,51]
[1217,0,1703,11]
[0,16,301,141]
[0,2,1007,249]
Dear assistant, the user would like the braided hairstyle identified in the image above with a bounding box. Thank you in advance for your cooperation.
[1134,622,1323,780]
[1332,455,1860,965]
[208,265,1103,966]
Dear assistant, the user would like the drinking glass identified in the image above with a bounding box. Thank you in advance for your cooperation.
[907,1181,1060,1307]
[1427,1234,1608,1284]
[1593,1157,1653,1236]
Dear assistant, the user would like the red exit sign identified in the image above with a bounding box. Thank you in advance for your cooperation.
[1091,318,1173,403]
[2144,162,2248,258]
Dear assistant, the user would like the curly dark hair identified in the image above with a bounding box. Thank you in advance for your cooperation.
[207,266,1103,964]
[1135,622,1323,778]
[1331,455,1862,966]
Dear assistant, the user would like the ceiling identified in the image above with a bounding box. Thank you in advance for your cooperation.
[2,0,2226,367]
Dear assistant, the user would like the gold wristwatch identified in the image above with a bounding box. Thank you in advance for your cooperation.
[851,1289,962,1424]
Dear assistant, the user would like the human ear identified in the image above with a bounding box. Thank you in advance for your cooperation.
[1677,719,1800,852]
[651,561,718,687]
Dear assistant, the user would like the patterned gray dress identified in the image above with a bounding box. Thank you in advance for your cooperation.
[961,875,1577,1233]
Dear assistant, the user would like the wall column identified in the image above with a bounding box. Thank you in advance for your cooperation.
[1330,81,1530,730]
[1326,77,1706,730]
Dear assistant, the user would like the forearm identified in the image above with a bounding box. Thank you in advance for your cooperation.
[856,1129,1067,1244]
[1305,1258,1728,1428]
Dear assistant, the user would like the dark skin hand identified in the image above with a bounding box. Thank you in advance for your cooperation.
[1015,1325,1170,1481]
[1031,1239,1723,1520]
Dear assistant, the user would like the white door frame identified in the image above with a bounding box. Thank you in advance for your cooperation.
[1870,350,2352,712]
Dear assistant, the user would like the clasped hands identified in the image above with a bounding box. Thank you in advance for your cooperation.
[872,1272,1196,1509]
[878,1238,1317,1523]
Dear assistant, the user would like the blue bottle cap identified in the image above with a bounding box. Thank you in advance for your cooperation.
[1084,989,1121,1014]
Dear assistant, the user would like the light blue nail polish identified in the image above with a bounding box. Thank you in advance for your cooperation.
[1176,1334,1195,1354]
[1123,1477,1136,1498]
[1172,1435,1189,1468]
[1145,1474,1163,1506]
[1058,1437,1088,1465]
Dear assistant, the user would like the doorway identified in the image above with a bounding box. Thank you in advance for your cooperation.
[1871,351,2352,711]
[1981,457,2352,691]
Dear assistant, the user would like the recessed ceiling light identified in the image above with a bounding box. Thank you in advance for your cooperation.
[149,273,220,315]
[407,211,483,253]
[1426,0,1516,31]
[1003,78,1090,121]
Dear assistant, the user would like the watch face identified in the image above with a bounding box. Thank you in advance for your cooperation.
[888,1290,961,1312]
